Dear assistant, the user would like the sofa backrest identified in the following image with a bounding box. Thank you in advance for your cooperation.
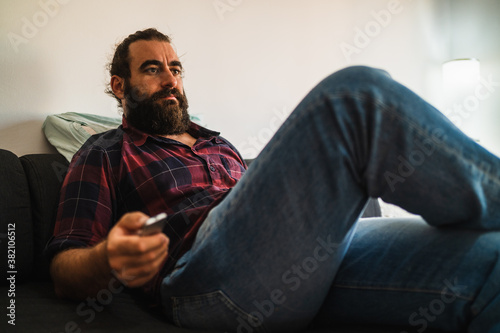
[20,153,69,281]
[0,149,34,284]
[0,149,69,284]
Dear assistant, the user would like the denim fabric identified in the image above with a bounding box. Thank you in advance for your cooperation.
[314,217,500,333]
[161,67,500,333]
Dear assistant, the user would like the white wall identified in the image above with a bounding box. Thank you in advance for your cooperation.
[1,0,499,158]
[444,0,500,154]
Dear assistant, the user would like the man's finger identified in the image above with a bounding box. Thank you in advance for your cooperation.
[116,212,149,233]
[111,232,168,256]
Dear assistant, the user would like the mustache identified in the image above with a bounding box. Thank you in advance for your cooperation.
[151,87,184,101]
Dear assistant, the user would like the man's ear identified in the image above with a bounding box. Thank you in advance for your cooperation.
[110,75,125,100]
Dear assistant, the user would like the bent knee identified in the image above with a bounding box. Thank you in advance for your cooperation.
[324,66,392,87]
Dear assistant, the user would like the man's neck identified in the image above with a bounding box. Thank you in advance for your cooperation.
[161,132,197,147]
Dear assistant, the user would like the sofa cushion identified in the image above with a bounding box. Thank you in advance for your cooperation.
[3,281,431,333]
[20,153,69,281]
[4,281,221,333]
[0,149,33,284]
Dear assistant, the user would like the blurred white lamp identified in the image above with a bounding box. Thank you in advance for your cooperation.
[442,58,480,89]
[442,58,481,141]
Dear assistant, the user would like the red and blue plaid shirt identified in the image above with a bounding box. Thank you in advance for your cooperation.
[48,118,247,299]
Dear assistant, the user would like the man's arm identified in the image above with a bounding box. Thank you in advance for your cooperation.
[50,212,169,300]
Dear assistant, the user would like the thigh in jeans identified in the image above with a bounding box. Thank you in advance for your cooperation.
[313,218,500,333]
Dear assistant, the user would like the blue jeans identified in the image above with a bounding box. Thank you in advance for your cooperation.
[161,67,500,333]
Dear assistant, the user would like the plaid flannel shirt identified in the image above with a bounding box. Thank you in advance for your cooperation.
[47,118,247,300]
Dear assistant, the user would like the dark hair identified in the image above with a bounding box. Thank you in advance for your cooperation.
[105,28,171,107]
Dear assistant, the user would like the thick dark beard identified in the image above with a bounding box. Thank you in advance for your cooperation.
[124,81,190,136]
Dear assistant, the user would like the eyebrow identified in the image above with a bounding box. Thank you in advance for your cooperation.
[139,59,183,71]
[169,60,183,69]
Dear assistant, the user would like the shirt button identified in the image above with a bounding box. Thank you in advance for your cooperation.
[209,166,216,172]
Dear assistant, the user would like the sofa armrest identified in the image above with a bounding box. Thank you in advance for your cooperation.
[361,199,382,218]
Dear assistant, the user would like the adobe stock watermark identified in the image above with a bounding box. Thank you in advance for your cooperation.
[52,160,69,182]
[7,0,73,53]
[6,224,16,326]
[339,0,412,63]
[238,106,291,158]
[385,73,498,193]
[55,270,129,333]
[400,278,468,333]
[236,234,340,333]
[443,74,499,128]
[384,128,447,192]
[213,0,244,21]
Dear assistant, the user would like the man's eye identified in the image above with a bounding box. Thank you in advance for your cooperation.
[146,67,159,74]
[170,68,183,76]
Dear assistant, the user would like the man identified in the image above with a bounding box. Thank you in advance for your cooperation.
[49,28,500,333]
[49,28,246,298]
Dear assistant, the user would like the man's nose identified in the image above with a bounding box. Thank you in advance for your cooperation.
[161,69,177,88]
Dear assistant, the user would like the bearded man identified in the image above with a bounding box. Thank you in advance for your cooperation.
[49,28,246,297]
[48,28,500,333]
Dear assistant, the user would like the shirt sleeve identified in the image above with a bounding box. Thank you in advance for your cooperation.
[46,143,116,257]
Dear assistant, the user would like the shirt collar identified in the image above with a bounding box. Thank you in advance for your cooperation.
[122,116,221,146]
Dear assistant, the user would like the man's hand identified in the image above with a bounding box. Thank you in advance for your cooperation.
[107,212,169,288]
[50,212,169,300]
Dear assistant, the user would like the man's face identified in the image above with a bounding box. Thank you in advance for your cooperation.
[122,40,190,136]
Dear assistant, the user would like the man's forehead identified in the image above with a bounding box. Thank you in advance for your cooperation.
[128,40,180,66]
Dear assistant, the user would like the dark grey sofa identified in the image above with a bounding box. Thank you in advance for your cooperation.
[0,148,443,333]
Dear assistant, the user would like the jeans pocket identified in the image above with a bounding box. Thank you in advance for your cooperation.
[171,290,267,333]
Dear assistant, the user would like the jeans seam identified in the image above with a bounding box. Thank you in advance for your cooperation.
[215,291,269,333]
[171,290,268,333]
[172,296,182,327]
[332,284,475,302]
